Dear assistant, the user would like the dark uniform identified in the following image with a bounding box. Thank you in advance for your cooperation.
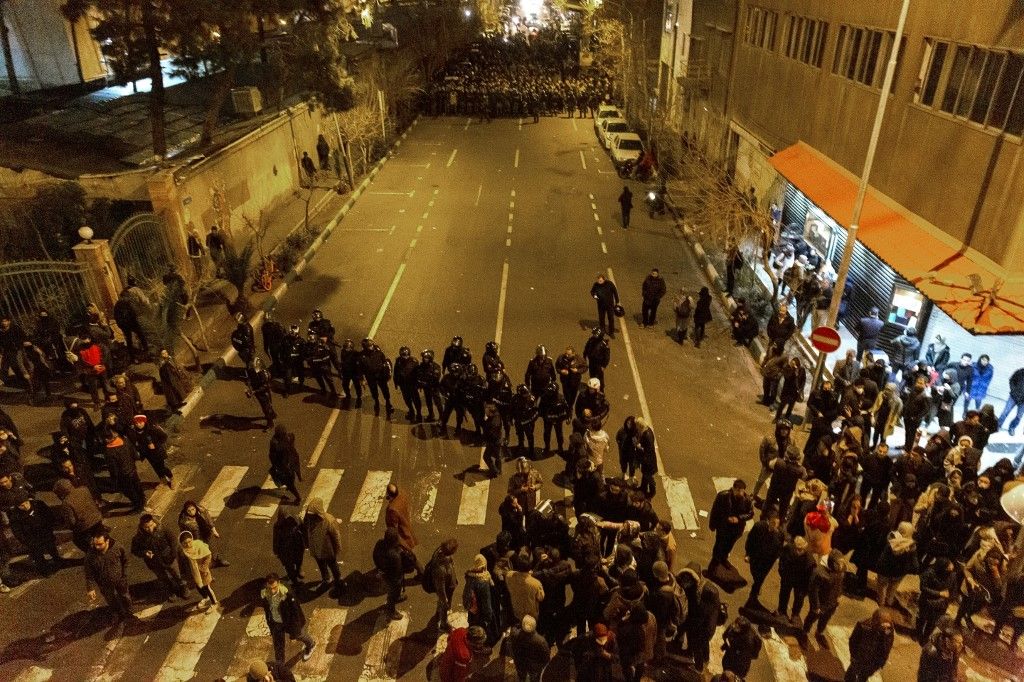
[442,336,472,374]
[583,329,611,392]
[230,316,256,366]
[308,309,335,344]
[439,363,466,435]
[126,416,173,486]
[539,382,570,455]
[261,314,287,373]
[486,369,514,442]
[359,339,393,416]
[281,326,306,394]
[482,341,504,376]
[338,340,363,406]
[556,349,586,409]
[461,365,488,438]
[304,334,337,396]
[511,384,538,456]
[393,347,422,422]
[416,350,442,421]
[524,346,557,398]
[246,359,276,428]
[482,405,504,476]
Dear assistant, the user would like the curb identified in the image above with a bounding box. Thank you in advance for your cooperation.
[166,116,422,432]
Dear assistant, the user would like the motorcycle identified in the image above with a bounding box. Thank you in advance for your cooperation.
[645,186,667,218]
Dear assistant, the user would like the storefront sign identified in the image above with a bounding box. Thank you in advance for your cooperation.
[888,284,925,328]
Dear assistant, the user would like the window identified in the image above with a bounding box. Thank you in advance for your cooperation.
[915,39,1024,136]
[743,6,778,51]
[783,15,828,67]
[832,24,904,89]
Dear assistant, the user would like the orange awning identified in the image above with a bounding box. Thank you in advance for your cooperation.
[769,142,1024,335]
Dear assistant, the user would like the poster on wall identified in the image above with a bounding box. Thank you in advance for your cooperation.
[803,214,832,260]
[888,284,925,328]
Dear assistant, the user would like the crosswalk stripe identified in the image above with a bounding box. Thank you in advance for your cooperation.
[457,477,490,525]
[359,610,409,681]
[350,471,392,523]
[307,468,345,511]
[201,466,248,521]
[430,611,469,681]
[415,470,441,522]
[826,625,882,681]
[308,408,341,467]
[663,476,699,530]
[761,630,808,682]
[86,603,165,682]
[223,612,271,681]
[708,624,725,675]
[146,463,199,519]
[153,607,222,682]
[245,476,283,520]
[294,607,348,681]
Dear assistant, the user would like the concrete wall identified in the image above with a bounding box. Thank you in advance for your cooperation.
[729,0,1024,272]
[2,0,107,90]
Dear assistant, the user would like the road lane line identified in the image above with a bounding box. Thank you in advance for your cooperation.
[514,149,520,168]
[416,224,423,233]
[572,117,577,131]
[463,118,470,131]
[295,607,348,680]
[762,632,809,682]
[596,225,603,235]
[223,612,271,680]
[495,260,509,345]
[509,201,514,209]
[350,471,392,522]
[428,200,435,207]
[389,224,397,235]
[245,475,282,520]
[309,409,341,468]
[416,471,441,522]
[421,212,429,219]
[368,263,407,338]
[518,118,523,130]
[409,238,417,248]
[307,468,345,510]
[593,212,600,221]
[153,608,223,682]
[446,148,458,167]
[591,202,598,210]
[201,466,248,521]
[146,463,198,518]
[475,184,483,206]
[579,150,587,170]
[664,477,699,530]
[13,666,51,682]
[506,238,512,247]
[511,189,516,197]
[359,610,409,681]
[457,477,490,524]
[589,193,594,199]
[601,242,608,253]
[507,225,513,234]
[508,212,514,222]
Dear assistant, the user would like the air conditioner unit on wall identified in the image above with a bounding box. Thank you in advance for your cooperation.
[231,87,263,116]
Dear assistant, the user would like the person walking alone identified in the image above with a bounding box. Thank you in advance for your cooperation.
[303,497,345,596]
[85,529,133,624]
[640,269,667,328]
[590,275,620,339]
[268,425,302,503]
[693,287,712,347]
[260,573,316,663]
[618,186,633,229]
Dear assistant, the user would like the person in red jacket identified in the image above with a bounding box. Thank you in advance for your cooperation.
[73,332,110,407]
[437,625,488,682]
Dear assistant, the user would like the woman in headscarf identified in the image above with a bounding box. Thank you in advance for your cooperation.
[462,553,498,644]
[178,530,216,610]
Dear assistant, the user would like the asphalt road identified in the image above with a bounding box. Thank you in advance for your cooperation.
[0,116,956,681]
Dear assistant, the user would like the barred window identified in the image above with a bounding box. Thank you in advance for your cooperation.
[783,15,828,68]
[915,39,1024,136]
[743,6,779,51]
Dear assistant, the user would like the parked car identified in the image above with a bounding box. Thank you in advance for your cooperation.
[599,118,630,149]
[594,104,622,134]
[610,133,644,168]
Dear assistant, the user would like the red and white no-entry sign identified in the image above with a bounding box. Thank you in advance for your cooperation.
[810,326,842,353]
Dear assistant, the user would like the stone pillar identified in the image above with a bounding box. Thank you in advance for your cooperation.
[148,169,192,270]
[73,239,122,317]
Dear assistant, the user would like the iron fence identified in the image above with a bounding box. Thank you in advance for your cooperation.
[110,213,172,285]
[0,260,99,335]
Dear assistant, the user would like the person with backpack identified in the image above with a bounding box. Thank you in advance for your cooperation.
[678,561,721,672]
[426,538,459,632]
[672,290,692,344]
[648,560,686,659]
[373,528,406,621]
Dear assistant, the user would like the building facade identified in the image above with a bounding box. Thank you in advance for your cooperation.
[661,0,1024,406]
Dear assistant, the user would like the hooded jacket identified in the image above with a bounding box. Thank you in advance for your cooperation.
[53,478,103,532]
[303,498,342,561]
[273,508,306,565]
[876,522,919,578]
[807,551,846,610]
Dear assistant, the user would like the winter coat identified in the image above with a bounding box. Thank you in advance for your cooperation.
[260,583,306,636]
[385,491,418,551]
[85,540,129,592]
[179,537,213,589]
[178,504,216,543]
[158,358,193,406]
[53,478,103,533]
[131,522,180,570]
[462,569,496,626]
[303,499,342,561]
[708,490,754,536]
[272,509,306,567]
[876,524,920,579]
[722,621,762,677]
[1010,368,1024,403]
[694,291,712,324]
[268,432,301,482]
[508,625,550,675]
[870,387,903,438]
[766,458,806,502]
[507,570,545,620]
[849,619,894,674]
[890,333,921,369]
[918,564,957,614]
[8,499,57,548]
[969,361,994,401]
[766,312,796,346]
[618,611,657,665]
[590,280,619,309]
[807,559,845,611]
[745,520,784,576]
[779,363,807,402]
[641,275,667,303]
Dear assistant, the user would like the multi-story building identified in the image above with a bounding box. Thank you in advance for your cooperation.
[661,0,1024,410]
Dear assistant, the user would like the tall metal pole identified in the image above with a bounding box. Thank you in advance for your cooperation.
[811,0,911,388]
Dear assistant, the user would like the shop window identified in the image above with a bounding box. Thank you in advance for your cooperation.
[918,39,1024,137]
[783,15,827,67]
[832,23,904,91]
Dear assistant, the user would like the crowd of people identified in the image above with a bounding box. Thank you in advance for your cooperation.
[426,32,614,121]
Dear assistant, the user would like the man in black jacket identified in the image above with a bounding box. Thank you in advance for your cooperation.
[590,275,619,339]
[231,313,256,366]
[744,510,784,610]
[393,347,421,422]
[856,307,884,358]
[85,529,133,623]
[583,328,611,391]
[131,514,187,601]
[708,479,754,572]
[640,268,667,327]
[998,366,1024,436]
[765,304,797,357]
[373,529,406,621]
[260,573,316,662]
[359,339,393,417]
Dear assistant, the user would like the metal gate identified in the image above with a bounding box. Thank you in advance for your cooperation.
[110,213,172,284]
[0,260,99,334]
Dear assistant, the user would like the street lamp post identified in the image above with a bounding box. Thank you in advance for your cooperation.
[810,0,911,390]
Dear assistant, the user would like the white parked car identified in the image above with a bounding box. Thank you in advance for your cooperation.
[599,117,630,149]
[594,104,622,134]
[610,133,644,168]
